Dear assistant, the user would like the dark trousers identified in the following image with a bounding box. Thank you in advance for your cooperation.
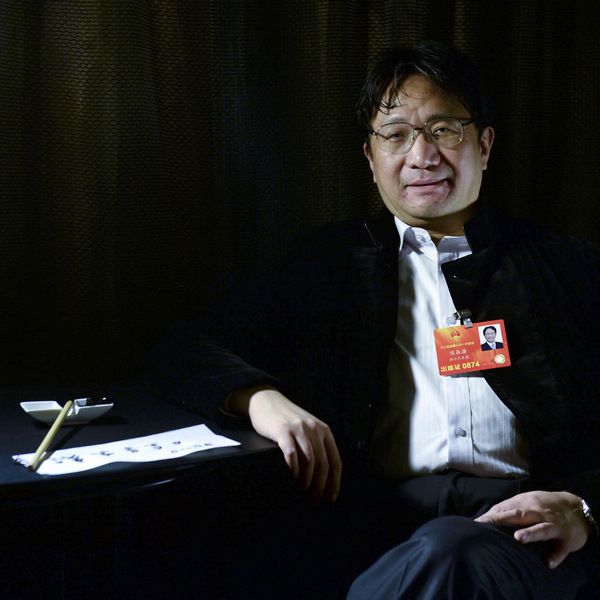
[346,471,589,600]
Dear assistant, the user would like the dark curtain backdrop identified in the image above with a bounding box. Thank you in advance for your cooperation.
[1,0,598,384]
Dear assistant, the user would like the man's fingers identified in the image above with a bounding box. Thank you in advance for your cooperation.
[514,524,571,569]
[278,431,301,480]
[514,521,555,543]
[246,388,342,504]
[284,423,342,505]
[323,434,342,503]
[476,507,544,527]
[307,428,343,505]
[475,490,592,570]
[308,452,329,506]
[277,430,320,498]
[301,428,331,504]
[546,545,569,570]
[296,438,317,494]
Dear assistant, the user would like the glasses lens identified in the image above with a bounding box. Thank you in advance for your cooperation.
[425,118,463,148]
[376,122,413,154]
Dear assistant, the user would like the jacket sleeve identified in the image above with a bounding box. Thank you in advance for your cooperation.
[526,235,600,538]
[144,251,305,428]
[145,324,280,429]
[144,223,353,429]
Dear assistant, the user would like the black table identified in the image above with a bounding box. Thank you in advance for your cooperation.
[0,382,278,500]
[0,382,300,600]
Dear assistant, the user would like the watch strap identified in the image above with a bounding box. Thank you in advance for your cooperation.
[581,498,600,536]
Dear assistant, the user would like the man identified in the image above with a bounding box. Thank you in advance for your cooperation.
[481,325,503,351]
[147,42,599,599]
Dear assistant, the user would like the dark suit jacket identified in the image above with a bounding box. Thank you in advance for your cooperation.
[147,209,600,562]
[481,341,503,351]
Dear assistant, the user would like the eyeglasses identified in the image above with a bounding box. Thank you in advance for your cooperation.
[368,117,475,155]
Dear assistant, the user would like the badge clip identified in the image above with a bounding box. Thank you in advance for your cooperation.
[452,309,473,329]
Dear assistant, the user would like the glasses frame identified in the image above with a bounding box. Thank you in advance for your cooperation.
[368,117,476,155]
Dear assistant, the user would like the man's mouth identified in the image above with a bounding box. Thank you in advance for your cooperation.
[407,178,447,187]
[405,178,449,193]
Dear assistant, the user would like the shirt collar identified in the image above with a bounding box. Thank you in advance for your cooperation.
[363,208,508,253]
[394,216,417,252]
[393,215,471,255]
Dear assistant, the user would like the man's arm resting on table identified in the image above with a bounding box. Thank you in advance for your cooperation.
[220,385,342,506]
[475,490,596,569]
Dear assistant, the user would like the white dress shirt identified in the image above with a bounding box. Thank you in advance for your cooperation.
[370,217,530,480]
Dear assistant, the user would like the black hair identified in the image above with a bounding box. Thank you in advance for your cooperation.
[483,326,497,335]
[356,41,493,143]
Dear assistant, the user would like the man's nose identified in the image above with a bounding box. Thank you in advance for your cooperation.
[405,131,441,168]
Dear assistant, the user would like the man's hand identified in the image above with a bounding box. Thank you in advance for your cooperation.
[226,386,342,506]
[475,490,593,569]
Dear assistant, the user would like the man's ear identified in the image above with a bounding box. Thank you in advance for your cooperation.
[364,142,377,183]
[479,126,494,171]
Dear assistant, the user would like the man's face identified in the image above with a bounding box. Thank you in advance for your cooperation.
[364,75,494,237]
[484,328,496,343]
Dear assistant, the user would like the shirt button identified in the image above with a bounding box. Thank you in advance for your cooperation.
[416,234,427,244]
[455,426,467,438]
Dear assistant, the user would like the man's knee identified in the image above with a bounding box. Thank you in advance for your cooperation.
[413,515,509,565]
[348,516,539,600]
[403,515,516,587]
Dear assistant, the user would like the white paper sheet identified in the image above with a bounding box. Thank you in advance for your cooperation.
[13,424,241,475]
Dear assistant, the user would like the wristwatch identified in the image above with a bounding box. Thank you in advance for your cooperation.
[581,499,600,536]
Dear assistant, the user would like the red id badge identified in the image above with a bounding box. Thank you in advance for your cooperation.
[434,319,511,376]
